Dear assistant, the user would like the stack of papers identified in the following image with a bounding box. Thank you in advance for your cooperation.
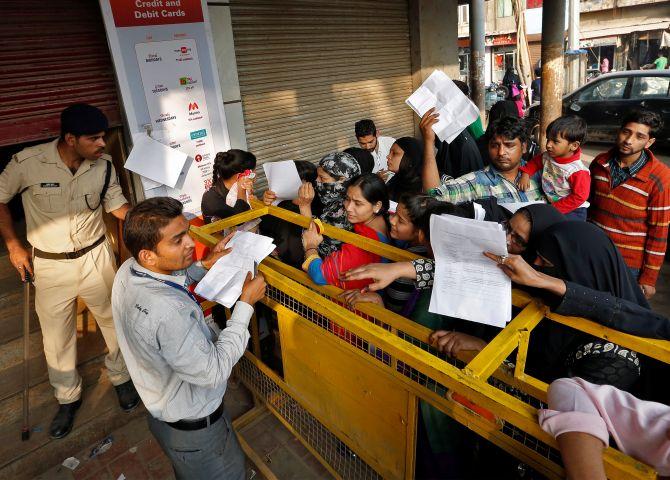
[406,69,479,143]
[263,160,303,204]
[428,214,511,327]
[195,231,276,308]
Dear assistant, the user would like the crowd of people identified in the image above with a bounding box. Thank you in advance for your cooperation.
[0,100,669,479]
[196,104,669,478]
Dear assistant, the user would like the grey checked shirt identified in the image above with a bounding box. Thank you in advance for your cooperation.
[111,258,253,422]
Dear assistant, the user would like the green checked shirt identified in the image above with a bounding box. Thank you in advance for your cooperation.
[430,165,545,205]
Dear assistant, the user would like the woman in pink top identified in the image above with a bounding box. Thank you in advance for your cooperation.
[539,377,670,479]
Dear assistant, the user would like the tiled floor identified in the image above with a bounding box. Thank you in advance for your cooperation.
[34,415,173,480]
[34,381,332,480]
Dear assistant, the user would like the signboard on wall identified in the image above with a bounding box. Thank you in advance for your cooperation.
[100,0,229,216]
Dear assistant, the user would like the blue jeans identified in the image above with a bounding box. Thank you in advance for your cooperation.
[629,268,640,281]
[565,207,587,221]
[148,408,245,480]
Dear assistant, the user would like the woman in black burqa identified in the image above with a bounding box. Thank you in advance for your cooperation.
[385,137,424,201]
[430,221,665,392]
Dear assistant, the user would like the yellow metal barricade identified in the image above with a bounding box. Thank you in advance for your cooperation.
[191,201,668,480]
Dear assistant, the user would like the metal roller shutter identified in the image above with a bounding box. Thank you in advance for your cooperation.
[0,0,122,147]
[529,41,542,69]
[230,0,415,190]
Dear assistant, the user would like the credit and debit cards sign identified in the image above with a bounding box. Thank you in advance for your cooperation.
[100,0,230,215]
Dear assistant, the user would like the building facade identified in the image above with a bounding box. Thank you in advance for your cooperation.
[457,0,669,87]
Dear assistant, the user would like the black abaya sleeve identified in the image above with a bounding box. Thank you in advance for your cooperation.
[553,281,670,340]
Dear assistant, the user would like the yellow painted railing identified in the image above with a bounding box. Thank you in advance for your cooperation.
[190,201,667,479]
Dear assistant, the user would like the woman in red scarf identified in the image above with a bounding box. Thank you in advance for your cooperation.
[302,173,390,290]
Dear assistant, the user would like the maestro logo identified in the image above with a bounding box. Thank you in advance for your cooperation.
[190,129,207,140]
[187,101,203,122]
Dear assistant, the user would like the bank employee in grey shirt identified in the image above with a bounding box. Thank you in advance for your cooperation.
[111,197,266,480]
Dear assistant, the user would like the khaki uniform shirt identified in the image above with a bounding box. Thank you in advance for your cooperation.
[0,138,127,253]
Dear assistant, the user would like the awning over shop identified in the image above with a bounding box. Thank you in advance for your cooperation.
[581,19,669,40]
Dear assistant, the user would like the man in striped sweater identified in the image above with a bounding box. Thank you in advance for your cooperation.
[588,110,669,299]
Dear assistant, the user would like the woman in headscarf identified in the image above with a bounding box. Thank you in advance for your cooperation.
[511,222,647,388]
[385,137,424,202]
[444,221,659,391]
[504,204,566,262]
[502,67,521,92]
[484,222,670,399]
[300,151,361,256]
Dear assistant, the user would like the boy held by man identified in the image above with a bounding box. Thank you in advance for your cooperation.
[518,115,590,220]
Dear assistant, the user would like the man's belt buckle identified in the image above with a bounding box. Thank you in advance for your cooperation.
[64,250,82,260]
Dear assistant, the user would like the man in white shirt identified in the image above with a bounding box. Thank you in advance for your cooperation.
[111,196,266,479]
[354,119,395,175]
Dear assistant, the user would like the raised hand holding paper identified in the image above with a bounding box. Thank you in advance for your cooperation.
[263,161,303,204]
[406,70,479,143]
[428,214,511,327]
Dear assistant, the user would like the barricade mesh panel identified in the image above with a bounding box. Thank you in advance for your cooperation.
[236,356,382,480]
[265,283,563,466]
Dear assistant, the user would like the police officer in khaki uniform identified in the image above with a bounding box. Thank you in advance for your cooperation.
[0,104,140,439]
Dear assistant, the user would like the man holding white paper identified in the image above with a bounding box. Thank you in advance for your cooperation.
[195,231,276,308]
[422,115,545,206]
[112,197,266,479]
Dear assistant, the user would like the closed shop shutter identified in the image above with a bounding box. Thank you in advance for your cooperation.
[230,0,415,190]
[529,41,542,69]
[0,0,122,147]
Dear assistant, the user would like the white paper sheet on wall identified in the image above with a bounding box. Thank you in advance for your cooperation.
[124,134,188,188]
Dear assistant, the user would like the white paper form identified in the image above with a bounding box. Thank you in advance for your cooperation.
[500,201,545,214]
[406,70,479,144]
[226,231,276,263]
[124,134,188,188]
[263,161,303,204]
[194,232,276,308]
[428,214,511,327]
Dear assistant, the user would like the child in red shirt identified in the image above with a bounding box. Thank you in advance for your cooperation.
[518,115,590,220]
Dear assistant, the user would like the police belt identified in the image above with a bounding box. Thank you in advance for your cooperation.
[33,235,106,260]
[166,402,224,431]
